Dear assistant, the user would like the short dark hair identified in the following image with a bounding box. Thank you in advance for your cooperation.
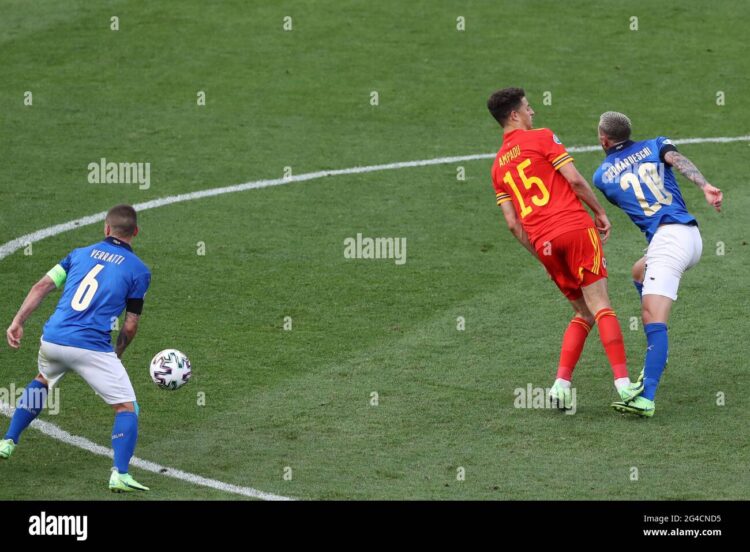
[106,204,138,237]
[487,87,526,126]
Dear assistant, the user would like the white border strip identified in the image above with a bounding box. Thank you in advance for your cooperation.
[0,401,292,501]
[2,135,747,262]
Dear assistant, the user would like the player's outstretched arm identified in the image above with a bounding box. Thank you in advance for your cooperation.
[500,201,538,257]
[115,312,140,359]
[6,275,57,349]
[558,162,612,243]
[664,151,723,212]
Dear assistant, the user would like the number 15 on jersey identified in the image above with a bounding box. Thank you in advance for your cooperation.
[503,159,550,218]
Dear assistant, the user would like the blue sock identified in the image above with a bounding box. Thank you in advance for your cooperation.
[643,323,668,401]
[633,280,643,299]
[111,412,138,474]
[4,380,48,444]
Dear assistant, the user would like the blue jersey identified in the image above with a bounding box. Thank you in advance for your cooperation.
[593,137,696,242]
[42,236,151,352]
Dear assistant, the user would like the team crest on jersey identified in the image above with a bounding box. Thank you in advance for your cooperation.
[552,134,562,144]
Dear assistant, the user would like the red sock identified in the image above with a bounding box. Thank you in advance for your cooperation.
[595,308,628,379]
[556,317,591,381]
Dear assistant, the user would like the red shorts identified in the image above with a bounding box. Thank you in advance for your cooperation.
[535,227,607,301]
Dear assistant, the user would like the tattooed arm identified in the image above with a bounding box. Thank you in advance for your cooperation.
[664,150,723,212]
[115,312,140,359]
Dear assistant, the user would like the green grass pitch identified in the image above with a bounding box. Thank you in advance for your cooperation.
[0,0,748,500]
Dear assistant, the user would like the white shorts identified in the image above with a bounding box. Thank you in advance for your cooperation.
[38,340,137,405]
[643,223,702,300]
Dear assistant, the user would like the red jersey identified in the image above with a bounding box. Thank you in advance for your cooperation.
[491,128,593,249]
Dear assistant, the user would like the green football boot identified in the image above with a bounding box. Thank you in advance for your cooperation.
[611,396,655,418]
[618,381,644,403]
[0,439,15,459]
[109,469,150,492]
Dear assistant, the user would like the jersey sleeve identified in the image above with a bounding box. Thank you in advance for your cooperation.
[538,129,574,171]
[128,269,151,300]
[46,251,75,288]
[491,162,512,206]
[655,136,678,163]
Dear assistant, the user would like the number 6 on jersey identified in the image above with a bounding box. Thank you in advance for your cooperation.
[71,264,105,311]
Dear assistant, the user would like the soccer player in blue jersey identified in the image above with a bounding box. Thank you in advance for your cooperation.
[593,112,723,417]
[1,205,152,491]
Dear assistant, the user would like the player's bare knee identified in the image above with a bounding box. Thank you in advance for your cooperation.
[34,374,49,387]
[112,402,135,414]
[573,303,594,326]
[573,310,594,326]
[581,279,612,314]
[584,297,611,316]
[641,303,662,325]
[641,294,673,325]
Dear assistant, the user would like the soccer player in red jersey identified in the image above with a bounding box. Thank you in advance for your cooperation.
[487,87,642,409]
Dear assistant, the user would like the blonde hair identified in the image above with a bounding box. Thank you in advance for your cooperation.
[598,111,632,143]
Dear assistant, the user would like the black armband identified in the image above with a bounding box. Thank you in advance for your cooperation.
[659,144,678,164]
[126,298,144,315]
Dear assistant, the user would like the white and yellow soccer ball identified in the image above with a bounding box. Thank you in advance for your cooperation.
[149,349,192,390]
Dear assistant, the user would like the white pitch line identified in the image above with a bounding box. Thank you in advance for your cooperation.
[0,401,292,501]
[1,133,747,499]
[1,134,748,262]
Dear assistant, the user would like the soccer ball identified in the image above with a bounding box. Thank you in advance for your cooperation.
[149,349,192,390]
